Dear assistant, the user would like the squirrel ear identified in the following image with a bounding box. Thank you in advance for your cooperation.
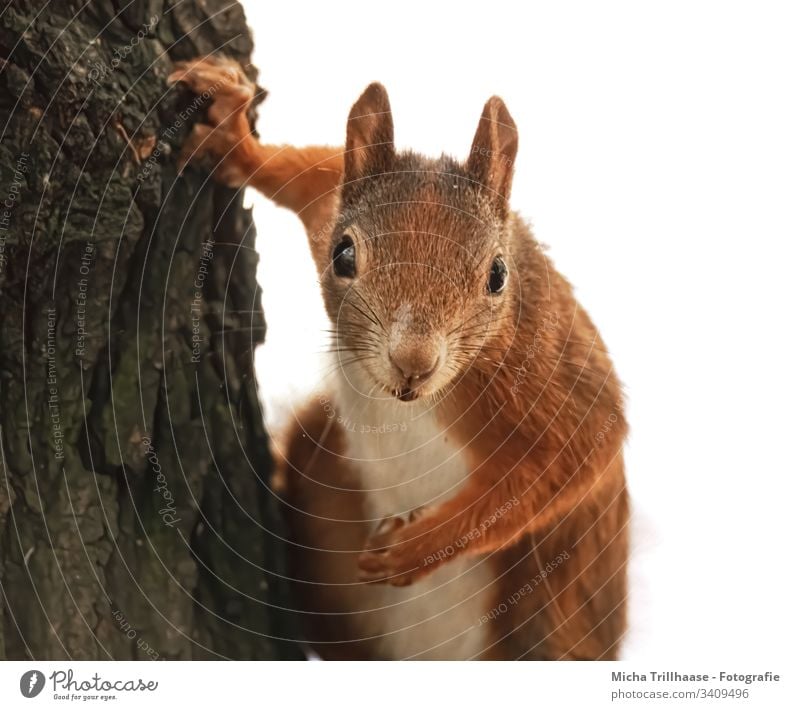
[345,82,395,182]
[466,96,518,208]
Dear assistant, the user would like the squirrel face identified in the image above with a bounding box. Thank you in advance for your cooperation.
[318,84,519,402]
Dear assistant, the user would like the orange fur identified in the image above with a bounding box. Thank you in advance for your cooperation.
[173,57,630,659]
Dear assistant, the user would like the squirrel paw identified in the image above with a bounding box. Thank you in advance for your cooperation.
[358,516,432,587]
[168,55,256,125]
[168,55,258,184]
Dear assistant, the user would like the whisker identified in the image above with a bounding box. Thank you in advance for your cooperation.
[348,288,386,333]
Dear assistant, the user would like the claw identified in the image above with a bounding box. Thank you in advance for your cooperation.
[373,515,405,539]
[408,506,430,523]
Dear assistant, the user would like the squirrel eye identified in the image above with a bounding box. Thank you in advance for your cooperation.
[487,256,508,294]
[332,235,356,278]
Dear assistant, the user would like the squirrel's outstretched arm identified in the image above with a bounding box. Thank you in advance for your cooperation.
[358,447,625,586]
[169,57,343,234]
[231,142,343,234]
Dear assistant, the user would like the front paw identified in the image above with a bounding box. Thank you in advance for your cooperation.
[168,56,258,183]
[168,56,257,126]
[357,515,432,587]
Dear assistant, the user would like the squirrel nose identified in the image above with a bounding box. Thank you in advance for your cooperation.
[389,341,442,386]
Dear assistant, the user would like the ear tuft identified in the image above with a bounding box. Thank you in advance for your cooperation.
[466,96,518,209]
[345,82,395,183]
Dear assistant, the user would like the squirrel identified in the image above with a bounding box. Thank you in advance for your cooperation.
[170,56,630,660]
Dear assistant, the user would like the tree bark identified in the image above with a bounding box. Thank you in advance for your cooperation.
[0,0,301,660]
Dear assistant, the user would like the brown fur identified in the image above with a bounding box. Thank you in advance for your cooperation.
[171,57,630,659]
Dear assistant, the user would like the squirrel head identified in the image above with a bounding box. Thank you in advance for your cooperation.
[319,82,519,402]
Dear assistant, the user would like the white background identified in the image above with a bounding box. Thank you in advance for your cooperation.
[239,0,800,661]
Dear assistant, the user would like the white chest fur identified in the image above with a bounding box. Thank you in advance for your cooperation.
[335,377,471,519]
[332,367,495,659]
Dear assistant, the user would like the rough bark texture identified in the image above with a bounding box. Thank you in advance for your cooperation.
[0,0,301,659]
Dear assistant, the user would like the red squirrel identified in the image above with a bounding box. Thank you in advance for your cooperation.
[170,57,629,660]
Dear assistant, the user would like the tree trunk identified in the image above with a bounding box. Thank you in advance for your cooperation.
[0,0,301,660]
